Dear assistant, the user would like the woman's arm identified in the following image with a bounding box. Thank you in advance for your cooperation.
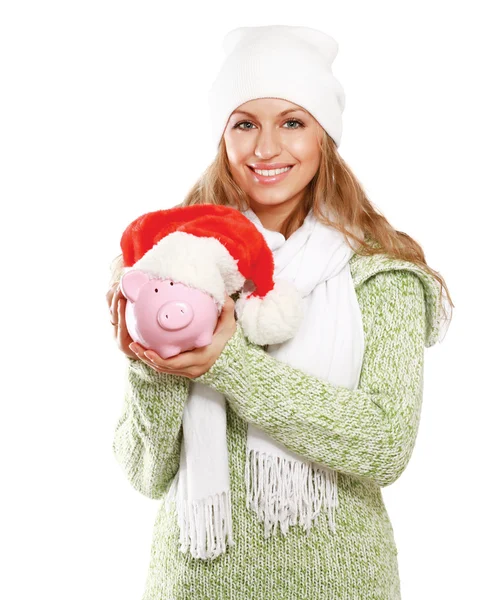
[112,357,190,498]
[194,269,426,487]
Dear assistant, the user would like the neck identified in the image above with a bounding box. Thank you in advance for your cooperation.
[248,194,306,234]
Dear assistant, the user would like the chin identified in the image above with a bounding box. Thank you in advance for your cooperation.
[250,195,297,208]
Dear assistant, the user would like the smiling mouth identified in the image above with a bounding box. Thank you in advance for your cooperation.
[247,165,293,175]
[247,164,295,183]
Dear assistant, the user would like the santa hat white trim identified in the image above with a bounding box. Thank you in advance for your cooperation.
[131,231,245,309]
[130,230,304,346]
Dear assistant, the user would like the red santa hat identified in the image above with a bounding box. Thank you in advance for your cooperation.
[120,204,304,345]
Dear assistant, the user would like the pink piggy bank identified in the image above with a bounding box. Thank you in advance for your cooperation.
[120,269,220,359]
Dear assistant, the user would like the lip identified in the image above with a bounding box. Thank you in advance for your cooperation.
[247,164,294,185]
[248,162,294,170]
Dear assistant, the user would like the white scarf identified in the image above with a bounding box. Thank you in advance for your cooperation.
[165,206,365,560]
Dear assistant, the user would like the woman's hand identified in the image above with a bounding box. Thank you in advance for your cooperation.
[129,295,237,379]
[105,281,137,359]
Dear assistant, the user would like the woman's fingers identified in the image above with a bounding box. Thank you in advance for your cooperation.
[132,344,165,368]
[106,283,119,323]
[131,343,182,374]
[106,282,136,359]
[111,286,122,325]
[118,298,136,359]
[105,285,115,310]
[110,284,127,326]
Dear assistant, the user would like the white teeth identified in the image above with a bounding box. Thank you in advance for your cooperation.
[252,166,292,176]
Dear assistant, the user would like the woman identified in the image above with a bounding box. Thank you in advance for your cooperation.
[106,25,453,599]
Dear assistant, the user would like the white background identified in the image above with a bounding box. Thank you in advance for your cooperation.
[1,1,475,598]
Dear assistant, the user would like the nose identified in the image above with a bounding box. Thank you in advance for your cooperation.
[157,301,194,331]
[254,127,281,158]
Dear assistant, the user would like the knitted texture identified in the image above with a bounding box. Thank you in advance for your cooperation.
[112,251,442,600]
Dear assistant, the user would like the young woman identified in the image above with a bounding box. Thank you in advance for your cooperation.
[106,25,453,600]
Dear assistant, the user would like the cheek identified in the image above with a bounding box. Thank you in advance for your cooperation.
[224,130,256,166]
[295,154,321,181]
[289,135,321,165]
[227,147,249,168]
[226,149,251,182]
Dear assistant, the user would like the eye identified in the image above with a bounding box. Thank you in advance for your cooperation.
[170,282,174,286]
[234,120,256,130]
[284,119,304,129]
[233,118,304,130]
[155,288,158,292]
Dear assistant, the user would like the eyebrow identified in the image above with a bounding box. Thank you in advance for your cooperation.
[231,108,307,118]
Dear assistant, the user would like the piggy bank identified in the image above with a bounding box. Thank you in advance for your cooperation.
[120,269,220,359]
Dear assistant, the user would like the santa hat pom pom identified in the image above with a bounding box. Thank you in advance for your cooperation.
[235,278,304,346]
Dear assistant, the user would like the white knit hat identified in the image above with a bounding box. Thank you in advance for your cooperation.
[207,25,346,148]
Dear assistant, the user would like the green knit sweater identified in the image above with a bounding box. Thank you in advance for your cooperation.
[112,250,444,600]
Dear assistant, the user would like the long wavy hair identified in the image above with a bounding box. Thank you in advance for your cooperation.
[109,131,453,325]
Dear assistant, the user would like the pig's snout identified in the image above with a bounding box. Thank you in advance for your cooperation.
[157,301,194,331]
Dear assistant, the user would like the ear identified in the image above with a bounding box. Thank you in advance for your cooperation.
[120,269,149,303]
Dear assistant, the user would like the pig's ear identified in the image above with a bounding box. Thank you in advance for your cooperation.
[120,269,150,303]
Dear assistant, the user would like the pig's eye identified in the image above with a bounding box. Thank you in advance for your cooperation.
[170,282,174,286]
[155,288,158,293]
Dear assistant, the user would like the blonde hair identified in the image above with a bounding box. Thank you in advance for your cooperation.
[109,131,454,325]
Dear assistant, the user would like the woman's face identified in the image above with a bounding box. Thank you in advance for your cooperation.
[223,97,323,223]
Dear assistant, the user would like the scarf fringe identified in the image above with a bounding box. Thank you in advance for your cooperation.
[165,477,235,560]
[245,449,338,538]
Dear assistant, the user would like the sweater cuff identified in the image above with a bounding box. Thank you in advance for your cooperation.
[125,354,185,386]
[193,322,250,390]
[125,355,160,383]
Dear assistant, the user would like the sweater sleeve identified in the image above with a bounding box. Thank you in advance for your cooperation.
[112,357,190,499]
[194,269,427,488]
